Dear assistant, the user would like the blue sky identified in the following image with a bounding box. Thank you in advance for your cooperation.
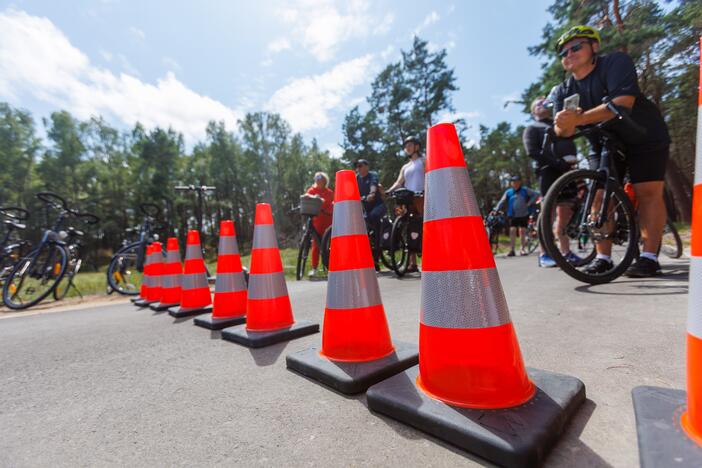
[0,0,554,153]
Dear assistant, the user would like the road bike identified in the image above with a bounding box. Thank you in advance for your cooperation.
[387,189,423,277]
[2,192,89,309]
[106,203,161,295]
[293,195,332,280]
[53,211,100,300]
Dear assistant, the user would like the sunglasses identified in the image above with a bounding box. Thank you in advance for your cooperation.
[559,41,588,58]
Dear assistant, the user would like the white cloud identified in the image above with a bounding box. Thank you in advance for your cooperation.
[162,56,181,72]
[438,111,480,123]
[260,58,273,67]
[129,25,145,41]
[0,10,241,144]
[265,54,374,131]
[267,37,291,53]
[324,143,343,159]
[275,0,393,62]
[414,11,439,35]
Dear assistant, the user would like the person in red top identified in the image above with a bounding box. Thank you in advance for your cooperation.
[306,172,333,276]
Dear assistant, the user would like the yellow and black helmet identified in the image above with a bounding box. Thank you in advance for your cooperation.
[555,25,601,52]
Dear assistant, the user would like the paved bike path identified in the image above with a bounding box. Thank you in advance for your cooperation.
[0,255,689,467]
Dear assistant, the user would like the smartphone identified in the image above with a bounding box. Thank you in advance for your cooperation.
[564,94,580,111]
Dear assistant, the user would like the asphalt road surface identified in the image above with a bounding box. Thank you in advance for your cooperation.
[0,255,690,467]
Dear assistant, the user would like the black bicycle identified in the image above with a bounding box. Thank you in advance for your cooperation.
[2,193,79,309]
[539,99,641,284]
[0,207,32,291]
[388,189,423,277]
[485,211,506,255]
[53,211,100,300]
[293,195,332,280]
[107,203,161,295]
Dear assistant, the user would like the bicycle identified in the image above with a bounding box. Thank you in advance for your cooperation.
[539,98,641,284]
[524,203,540,255]
[53,211,100,300]
[0,207,32,290]
[293,195,332,280]
[106,203,161,296]
[484,211,506,255]
[2,192,82,309]
[387,189,423,277]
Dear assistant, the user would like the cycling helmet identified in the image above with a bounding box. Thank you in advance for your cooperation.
[510,175,521,182]
[555,25,601,52]
[403,135,421,147]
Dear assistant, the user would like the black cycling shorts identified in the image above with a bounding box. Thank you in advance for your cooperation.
[588,145,669,184]
[509,216,529,228]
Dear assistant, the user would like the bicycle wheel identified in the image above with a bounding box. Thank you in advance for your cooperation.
[321,226,332,271]
[487,226,499,254]
[3,244,68,309]
[660,221,683,259]
[296,230,312,280]
[541,169,638,284]
[107,241,144,295]
[389,216,410,277]
[53,257,81,300]
[524,221,539,255]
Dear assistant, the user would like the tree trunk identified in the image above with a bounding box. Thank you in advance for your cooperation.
[664,158,692,223]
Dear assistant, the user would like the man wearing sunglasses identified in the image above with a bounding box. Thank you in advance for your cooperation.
[550,25,670,277]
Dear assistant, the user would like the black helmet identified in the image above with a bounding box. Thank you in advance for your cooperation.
[510,175,521,182]
[403,135,421,147]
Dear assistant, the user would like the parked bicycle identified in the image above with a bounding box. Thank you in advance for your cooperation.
[387,189,423,277]
[106,203,161,295]
[293,195,332,280]
[484,211,506,255]
[2,192,88,309]
[0,207,32,290]
[53,211,100,300]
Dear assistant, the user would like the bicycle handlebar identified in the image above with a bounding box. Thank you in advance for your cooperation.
[36,192,69,210]
[174,185,216,192]
[0,206,30,221]
[139,202,161,217]
[71,211,100,225]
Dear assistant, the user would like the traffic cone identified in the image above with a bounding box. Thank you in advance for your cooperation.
[286,170,418,393]
[131,244,152,304]
[135,243,162,307]
[151,238,182,311]
[195,220,248,330]
[632,37,702,467]
[367,123,585,467]
[167,230,212,318]
[221,203,318,348]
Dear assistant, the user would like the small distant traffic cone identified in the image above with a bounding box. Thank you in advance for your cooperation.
[195,220,248,330]
[150,238,182,311]
[632,37,702,467]
[221,203,318,347]
[167,230,212,318]
[366,123,585,467]
[131,244,152,304]
[135,243,162,307]
[286,170,418,393]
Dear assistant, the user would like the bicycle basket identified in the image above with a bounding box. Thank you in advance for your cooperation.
[299,195,323,216]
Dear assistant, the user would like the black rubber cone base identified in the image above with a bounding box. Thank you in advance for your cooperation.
[367,366,585,468]
[130,297,141,303]
[221,320,319,348]
[632,386,702,468]
[134,299,157,307]
[286,341,418,394]
[193,314,246,330]
[149,302,178,311]
[167,304,212,318]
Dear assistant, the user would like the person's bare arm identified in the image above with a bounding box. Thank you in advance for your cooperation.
[386,165,406,193]
[555,95,636,137]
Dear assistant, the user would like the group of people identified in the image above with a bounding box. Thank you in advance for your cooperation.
[304,136,426,277]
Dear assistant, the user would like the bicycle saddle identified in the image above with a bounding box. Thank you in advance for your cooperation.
[67,226,84,237]
[4,219,26,230]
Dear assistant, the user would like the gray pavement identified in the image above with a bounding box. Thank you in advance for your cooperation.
[0,255,690,467]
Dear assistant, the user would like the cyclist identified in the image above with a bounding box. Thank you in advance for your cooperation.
[551,25,670,277]
[355,159,386,228]
[523,95,580,267]
[305,172,333,277]
[493,175,539,257]
[387,136,425,272]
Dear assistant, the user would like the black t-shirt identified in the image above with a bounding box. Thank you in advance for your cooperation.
[523,119,577,171]
[551,52,670,151]
[356,171,383,208]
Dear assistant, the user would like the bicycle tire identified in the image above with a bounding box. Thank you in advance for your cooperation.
[3,244,68,310]
[660,221,683,259]
[321,226,332,271]
[541,169,638,284]
[524,222,539,255]
[296,230,311,280]
[107,241,144,295]
[53,257,81,300]
[389,216,410,277]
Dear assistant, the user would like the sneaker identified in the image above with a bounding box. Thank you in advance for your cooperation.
[625,257,662,278]
[308,268,317,277]
[539,254,557,268]
[583,258,613,274]
[564,251,583,264]
[507,250,516,257]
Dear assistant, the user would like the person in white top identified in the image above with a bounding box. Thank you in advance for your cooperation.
[387,135,426,273]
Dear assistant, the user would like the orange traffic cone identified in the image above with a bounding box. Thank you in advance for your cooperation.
[168,230,212,318]
[135,243,162,307]
[195,220,248,330]
[367,123,584,467]
[632,37,702,466]
[151,238,182,311]
[221,203,318,347]
[286,170,418,393]
[132,244,152,304]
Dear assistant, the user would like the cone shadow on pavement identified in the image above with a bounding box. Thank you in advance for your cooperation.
[286,169,418,394]
[365,123,585,468]
[167,230,212,318]
[221,203,318,347]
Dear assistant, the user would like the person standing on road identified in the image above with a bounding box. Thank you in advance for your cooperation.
[387,136,425,273]
[305,172,333,277]
[523,95,580,267]
[493,175,539,257]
